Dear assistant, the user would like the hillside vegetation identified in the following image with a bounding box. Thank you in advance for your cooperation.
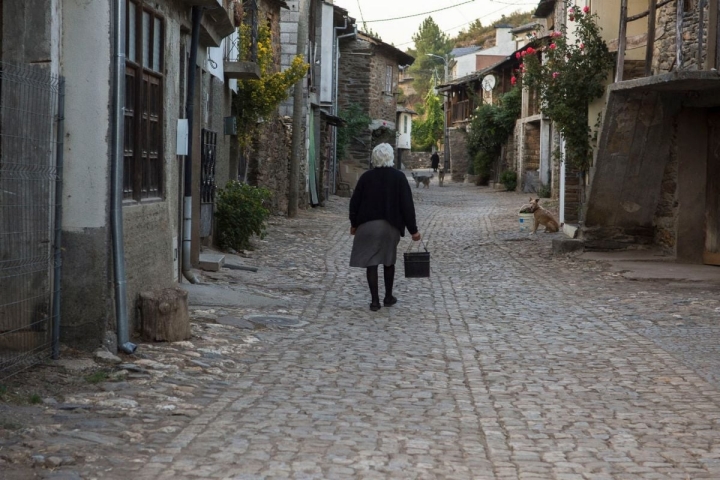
[454,10,535,48]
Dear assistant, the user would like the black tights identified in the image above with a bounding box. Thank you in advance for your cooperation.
[366,265,394,304]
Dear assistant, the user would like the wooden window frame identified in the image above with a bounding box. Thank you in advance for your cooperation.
[124,0,165,202]
[385,64,393,94]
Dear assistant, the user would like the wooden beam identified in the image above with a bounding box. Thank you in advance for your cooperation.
[616,0,628,82]
[626,0,674,22]
[646,0,657,76]
[607,33,649,52]
[708,0,719,69]
[677,0,684,69]
[699,0,706,68]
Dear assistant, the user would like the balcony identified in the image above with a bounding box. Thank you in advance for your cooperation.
[451,100,471,124]
[615,0,720,81]
[223,31,261,80]
[182,0,235,47]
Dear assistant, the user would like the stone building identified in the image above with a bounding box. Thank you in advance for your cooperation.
[581,0,720,268]
[0,0,239,357]
[337,31,414,189]
[275,1,353,205]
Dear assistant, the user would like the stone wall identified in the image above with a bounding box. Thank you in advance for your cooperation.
[653,1,705,74]
[564,165,582,224]
[449,128,469,182]
[249,114,293,215]
[369,51,399,128]
[654,117,679,252]
[402,151,435,170]
[338,37,372,168]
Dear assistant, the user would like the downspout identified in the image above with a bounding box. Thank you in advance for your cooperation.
[182,6,203,284]
[112,0,137,354]
[333,23,356,195]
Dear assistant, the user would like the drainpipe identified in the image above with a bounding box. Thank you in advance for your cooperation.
[182,6,203,284]
[333,24,356,195]
[112,0,137,354]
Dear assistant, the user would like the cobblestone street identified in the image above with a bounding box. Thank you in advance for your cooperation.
[4,179,720,479]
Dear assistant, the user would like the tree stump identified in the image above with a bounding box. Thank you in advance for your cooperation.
[138,287,191,342]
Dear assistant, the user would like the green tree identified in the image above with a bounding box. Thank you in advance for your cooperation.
[408,17,454,99]
[412,89,444,151]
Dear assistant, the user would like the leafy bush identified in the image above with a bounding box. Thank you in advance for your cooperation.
[500,171,518,191]
[466,87,521,175]
[215,181,272,251]
[537,183,552,198]
[473,151,494,184]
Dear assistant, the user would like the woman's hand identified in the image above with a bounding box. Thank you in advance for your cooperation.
[412,232,421,241]
[350,227,357,236]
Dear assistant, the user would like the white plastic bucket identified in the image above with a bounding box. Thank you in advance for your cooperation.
[519,213,534,232]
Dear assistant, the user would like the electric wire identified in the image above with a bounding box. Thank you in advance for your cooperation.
[364,0,476,23]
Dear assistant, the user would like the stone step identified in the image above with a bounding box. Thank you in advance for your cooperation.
[199,253,225,272]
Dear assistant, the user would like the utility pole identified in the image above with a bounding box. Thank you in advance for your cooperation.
[288,0,310,218]
[427,53,451,172]
[442,54,450,172]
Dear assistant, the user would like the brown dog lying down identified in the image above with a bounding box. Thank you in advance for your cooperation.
[527,198,559,234]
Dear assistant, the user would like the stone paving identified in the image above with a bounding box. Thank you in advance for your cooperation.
[3,178,720,479]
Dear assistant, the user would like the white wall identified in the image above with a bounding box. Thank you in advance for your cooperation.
[397,113,412,149]
[454,53,477,79]
[320,3,334,104]
[61,0,111,231]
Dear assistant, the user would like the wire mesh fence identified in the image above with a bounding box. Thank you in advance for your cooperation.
[0,62,64,379]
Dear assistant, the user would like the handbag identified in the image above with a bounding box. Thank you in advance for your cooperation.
[403,239,430,278]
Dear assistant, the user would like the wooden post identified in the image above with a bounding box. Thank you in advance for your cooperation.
[708,0,719,69]
[677,0,685,69]
[699,0,706,68]
[646,0,658,76]
[616,0,628,82]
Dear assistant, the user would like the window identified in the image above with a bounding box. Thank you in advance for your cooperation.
[385,65,393,93]
[404,115,408,134]
[124,1,164,201]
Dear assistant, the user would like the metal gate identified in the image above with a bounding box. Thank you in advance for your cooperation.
[0,62,65,378]
[200,129,217,238]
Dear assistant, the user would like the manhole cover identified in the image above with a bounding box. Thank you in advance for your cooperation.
[244,315,304,328]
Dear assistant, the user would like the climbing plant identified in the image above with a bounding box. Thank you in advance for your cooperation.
[466,86,522,178]
[234,23,309,148]
[516,6,613,171]
[337,103,372,158]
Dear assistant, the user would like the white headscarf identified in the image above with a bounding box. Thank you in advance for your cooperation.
[371,143,395,168]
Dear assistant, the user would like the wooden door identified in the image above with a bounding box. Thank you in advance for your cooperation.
[705,111,720,265]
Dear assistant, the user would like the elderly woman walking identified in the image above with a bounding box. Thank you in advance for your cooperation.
[349,143,422,311]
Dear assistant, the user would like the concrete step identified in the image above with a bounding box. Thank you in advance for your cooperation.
[199,253,225,272]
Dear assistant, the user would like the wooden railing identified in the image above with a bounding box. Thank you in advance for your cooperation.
[616,0,719,82]
[451,100,471,123]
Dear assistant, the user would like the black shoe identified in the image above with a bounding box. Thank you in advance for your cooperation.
[383,296,397,307]
[370,302,382,311]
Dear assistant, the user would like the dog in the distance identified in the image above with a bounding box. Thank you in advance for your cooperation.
[411,171,432,188]
[528,198,559,234]
[437,167,445,187]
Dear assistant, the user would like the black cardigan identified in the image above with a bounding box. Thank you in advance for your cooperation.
[349,167,418,236]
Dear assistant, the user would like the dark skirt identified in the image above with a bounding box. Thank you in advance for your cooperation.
[350,219,401,268]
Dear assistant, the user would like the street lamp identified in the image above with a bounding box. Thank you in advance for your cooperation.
[426,54,450,172]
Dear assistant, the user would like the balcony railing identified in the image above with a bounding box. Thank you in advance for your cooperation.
[451,100,471,124]
[615,0,720,81]
[223,0,260,80]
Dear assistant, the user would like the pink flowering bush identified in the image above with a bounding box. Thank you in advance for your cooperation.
[515,7,612,170]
